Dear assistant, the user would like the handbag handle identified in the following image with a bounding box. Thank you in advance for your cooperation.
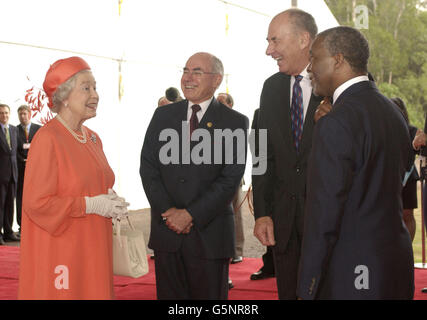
[113,215,134,248]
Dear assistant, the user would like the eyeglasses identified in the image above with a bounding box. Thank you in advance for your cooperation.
[182,69,218,78]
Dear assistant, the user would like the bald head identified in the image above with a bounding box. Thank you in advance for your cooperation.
[272,9,317,40]
[266,9,317,75]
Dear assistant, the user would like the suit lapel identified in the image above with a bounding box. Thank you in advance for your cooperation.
[0,125,10,152]
[10,126,17,151]
[272,74,322,158]
[199,98,221,132]
[299,93,323,156]
[29,123,38,141]
[177,100,188,130]
[275,74,293,144]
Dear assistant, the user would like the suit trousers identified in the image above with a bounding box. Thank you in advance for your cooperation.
[16,163,25,230]
[260,246,275,275]
[154,239,229,300]
[232,187,245,257]
[272,207,304,300]
[0,177,16,237]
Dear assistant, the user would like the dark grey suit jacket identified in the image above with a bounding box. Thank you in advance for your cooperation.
[252,72,322,253]
[17,122,42,168]
[140,98,249,259]
[297,81,414,299]
[0,124,18,185]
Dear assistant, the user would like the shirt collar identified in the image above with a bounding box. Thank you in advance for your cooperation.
[188,96,213,114]
[299,65,309,80]
[333,75,369,104]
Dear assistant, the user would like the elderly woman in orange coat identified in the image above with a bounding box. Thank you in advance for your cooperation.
[18,57,129,299]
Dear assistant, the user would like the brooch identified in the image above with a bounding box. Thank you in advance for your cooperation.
[207,122,213,128]
[90,134,97,144]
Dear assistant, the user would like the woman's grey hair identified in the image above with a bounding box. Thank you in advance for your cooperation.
[51,70,91,112]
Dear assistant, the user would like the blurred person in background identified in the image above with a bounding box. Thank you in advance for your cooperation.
[15,105,41,236]
[0,104,19,245]
[391,97,419,242]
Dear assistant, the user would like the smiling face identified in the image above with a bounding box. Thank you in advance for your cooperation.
[266,13,310,76]
[307,36,337,98]
[0,106,10,125]
[64,71,99,121]
[181,53,223,104]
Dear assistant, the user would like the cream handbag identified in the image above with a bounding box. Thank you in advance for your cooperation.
[112,216,149,278]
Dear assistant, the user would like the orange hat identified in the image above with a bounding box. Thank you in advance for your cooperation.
[43,56,91,108]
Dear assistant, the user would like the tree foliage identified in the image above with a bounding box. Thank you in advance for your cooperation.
[325,0,427,129]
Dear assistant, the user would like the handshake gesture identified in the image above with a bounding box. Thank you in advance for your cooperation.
[85,189,129,219]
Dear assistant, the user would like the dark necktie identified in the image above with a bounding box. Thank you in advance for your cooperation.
[24,125,29,141]
[4,126,11,149]
[190,104,201,137]
[290,75,303,151]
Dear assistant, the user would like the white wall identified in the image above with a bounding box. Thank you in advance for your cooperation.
[0,0,338,210]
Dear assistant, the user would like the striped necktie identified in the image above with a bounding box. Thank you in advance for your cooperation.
[290,75,303,151]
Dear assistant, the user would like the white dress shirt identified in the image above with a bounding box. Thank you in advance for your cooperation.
[333,75,369,104]
[290,65,313,122]
[187,97,213,122]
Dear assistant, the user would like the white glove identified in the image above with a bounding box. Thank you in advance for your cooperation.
[85,189,129,219]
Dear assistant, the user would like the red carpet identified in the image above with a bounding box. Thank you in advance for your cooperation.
[1,246,426,300]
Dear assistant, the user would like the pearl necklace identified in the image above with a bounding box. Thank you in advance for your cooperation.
[56,114,87,144]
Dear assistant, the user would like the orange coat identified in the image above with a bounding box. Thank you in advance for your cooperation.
[18,118,115,299]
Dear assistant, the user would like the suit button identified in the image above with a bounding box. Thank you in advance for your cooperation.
[291,194,296,200]
[179,178,186,183]
[296,166,301,174]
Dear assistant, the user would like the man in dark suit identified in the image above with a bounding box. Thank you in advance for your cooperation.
[250,108,275,281]
[140,52,248,299]
[252,9,322,299]
[16,105,41,235]
[217,92,245,265]
[297,26,414,299]
[0,104,19,245]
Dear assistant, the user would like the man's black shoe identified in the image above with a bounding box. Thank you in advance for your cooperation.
[231,256,243,264]
[4,233,20,242]
[250,270,274,280]
[228,279,234,290]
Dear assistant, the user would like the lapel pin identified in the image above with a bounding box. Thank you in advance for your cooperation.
[90,134,97,144]
[207,122,213,128]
